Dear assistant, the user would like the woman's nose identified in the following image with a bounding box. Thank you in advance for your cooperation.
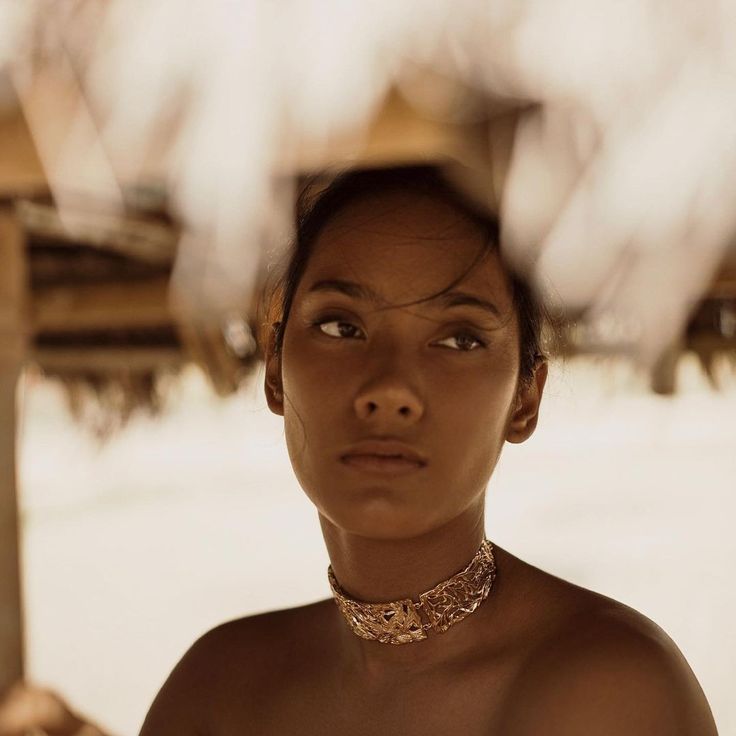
[353,380,425,423]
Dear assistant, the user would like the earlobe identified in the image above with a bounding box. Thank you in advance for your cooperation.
[506,360,548,444]
[264,322,284,416]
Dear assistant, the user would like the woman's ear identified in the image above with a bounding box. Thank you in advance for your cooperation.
[506,360,548,444]
[264,322,284,416]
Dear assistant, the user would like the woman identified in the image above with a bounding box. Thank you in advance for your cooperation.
[0,166,718,735]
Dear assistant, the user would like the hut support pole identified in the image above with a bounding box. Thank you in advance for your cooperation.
[0,205,27,692]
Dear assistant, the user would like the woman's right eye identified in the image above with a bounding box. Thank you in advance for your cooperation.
[313,318,364,340]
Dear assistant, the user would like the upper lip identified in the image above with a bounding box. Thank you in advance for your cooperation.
[340,439,428,465]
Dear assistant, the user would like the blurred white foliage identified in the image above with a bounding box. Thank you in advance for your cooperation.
[1,0,735,359]
[0,2,34,70]
[488,0,736,362]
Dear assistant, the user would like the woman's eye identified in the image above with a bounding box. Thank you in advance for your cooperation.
[314,318,364,340]
[436,332,486,351]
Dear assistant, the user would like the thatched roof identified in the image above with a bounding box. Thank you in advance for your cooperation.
[20,199,263,437]
[19,189,736,438]
[2,93,735,437]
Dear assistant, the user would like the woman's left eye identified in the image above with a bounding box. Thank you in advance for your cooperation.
[313,318,364,339]
[435,332,487,351]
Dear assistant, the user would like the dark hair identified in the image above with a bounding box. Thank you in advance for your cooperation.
[268,165,546,383]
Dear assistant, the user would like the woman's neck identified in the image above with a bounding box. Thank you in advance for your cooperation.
[319,506,486,603]
[318,503,491,676]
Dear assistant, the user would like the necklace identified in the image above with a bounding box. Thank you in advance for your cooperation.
[327,539,496,645]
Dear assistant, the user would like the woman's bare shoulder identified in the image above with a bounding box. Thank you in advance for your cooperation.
[196,598,333,652]
[495,549,717,736]
[139,599,333,736]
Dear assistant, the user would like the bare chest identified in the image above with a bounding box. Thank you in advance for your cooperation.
[214,660,516,736]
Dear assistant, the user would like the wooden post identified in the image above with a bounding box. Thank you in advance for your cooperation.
[0,204,27,692]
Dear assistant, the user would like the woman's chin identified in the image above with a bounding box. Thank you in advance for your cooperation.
[321,495,447,541]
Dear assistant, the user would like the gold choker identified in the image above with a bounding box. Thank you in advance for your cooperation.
[327,539,496,645]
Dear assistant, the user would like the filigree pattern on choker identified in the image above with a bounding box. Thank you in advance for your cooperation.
[327,539,496,645]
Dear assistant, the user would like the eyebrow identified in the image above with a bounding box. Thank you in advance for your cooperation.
[439,291,502,318]
[306,278,501,318]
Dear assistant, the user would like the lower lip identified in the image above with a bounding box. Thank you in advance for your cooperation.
[341,455,426,475]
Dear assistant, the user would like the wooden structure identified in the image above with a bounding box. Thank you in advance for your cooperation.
[0,206,26,692]
[554,260,736,394]
[1,87,736,692]
[0,99,264,690]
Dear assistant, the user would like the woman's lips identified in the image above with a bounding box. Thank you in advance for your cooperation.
[340,454,427,475]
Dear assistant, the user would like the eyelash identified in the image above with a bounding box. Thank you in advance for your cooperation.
[310,315,488,352]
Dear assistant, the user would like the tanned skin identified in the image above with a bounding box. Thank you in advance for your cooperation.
[1,188,717,736]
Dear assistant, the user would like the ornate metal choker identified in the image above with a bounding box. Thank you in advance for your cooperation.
[327,539,496,645]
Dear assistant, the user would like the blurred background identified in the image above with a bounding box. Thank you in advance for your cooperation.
[1,1,736,734]
[17,360,736,734]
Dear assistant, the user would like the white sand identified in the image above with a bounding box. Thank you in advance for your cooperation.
[17,356,736,735]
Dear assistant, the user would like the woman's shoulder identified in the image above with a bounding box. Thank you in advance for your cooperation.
[494,548,717,735]
[174,597,336,682]
[139,599,333,735]
[196,597,333,649]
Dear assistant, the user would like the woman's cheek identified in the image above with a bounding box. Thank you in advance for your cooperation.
[439,363,518,446]
[282,346,353,435]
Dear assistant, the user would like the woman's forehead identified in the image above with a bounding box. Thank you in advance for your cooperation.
[318,187,483,242]
[299,189,513,307]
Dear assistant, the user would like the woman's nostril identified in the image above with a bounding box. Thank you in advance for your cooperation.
[354,385,424,422]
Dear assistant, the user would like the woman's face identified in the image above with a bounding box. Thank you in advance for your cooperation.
[266,188,546,540]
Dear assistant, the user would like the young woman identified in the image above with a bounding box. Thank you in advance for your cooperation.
[0,166,718,735]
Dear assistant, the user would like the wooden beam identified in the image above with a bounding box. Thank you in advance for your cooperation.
[31,276,172,333]
[32,346,183,373]
[0,110,48,199]
[18,201,178,266]
[0,206,27,691]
